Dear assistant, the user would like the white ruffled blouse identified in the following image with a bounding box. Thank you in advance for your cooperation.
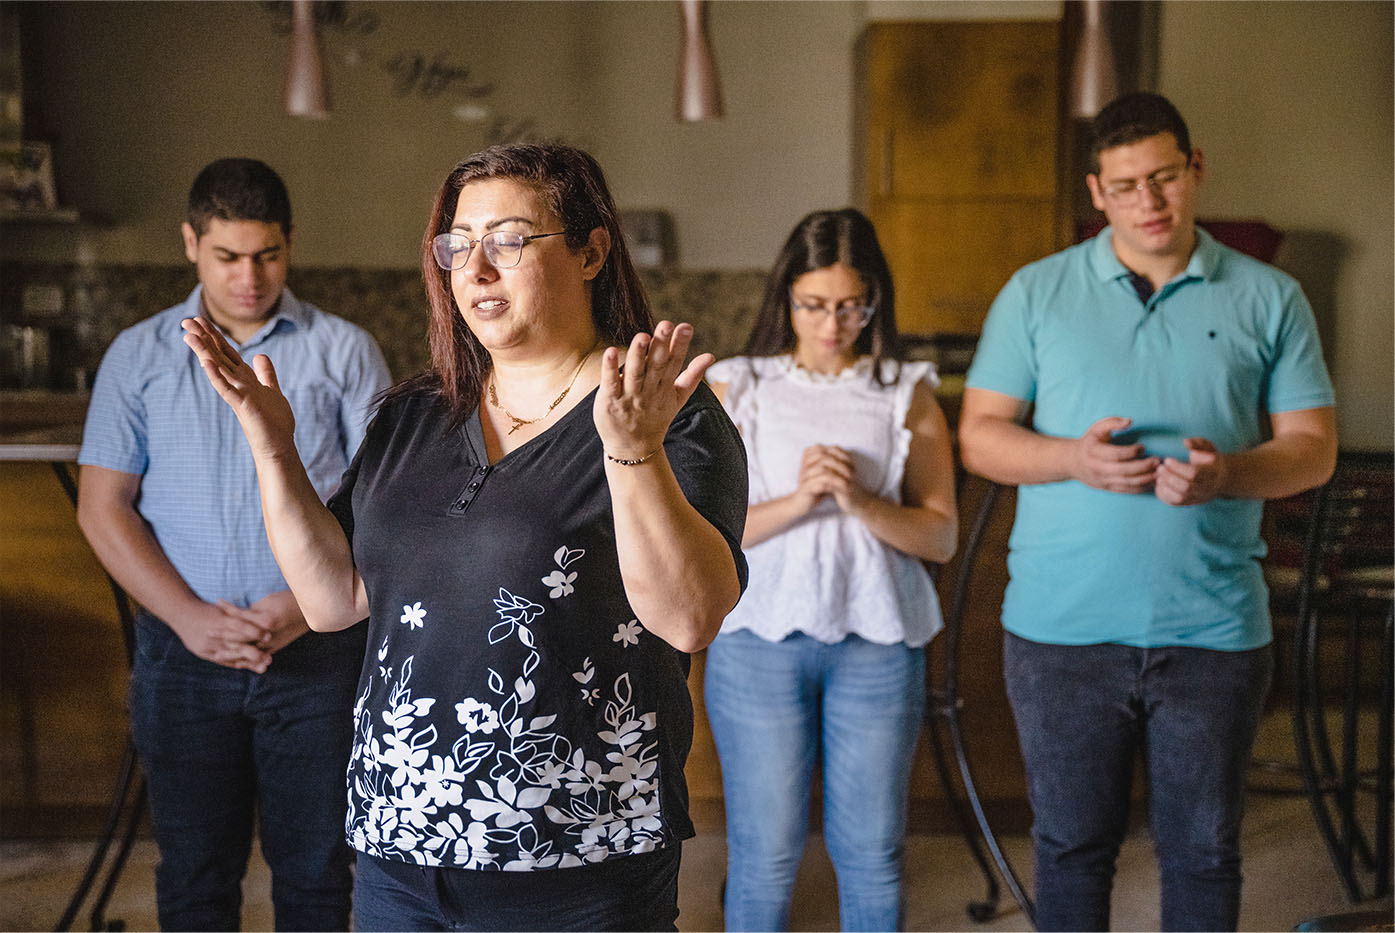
[707,355,945,647]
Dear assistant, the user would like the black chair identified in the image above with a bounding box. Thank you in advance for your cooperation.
[49,463,147,933]
[922,473,1035,926]
[1291,450,1394,904]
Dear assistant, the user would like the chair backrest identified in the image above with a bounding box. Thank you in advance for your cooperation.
[1299,450,1394,611]
[1076,218,1285,262]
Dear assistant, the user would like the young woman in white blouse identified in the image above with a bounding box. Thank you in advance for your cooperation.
[704,208,958,932]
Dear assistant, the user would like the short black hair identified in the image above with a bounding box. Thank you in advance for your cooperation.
[1089,92,1191,174]
[186,158,292,236]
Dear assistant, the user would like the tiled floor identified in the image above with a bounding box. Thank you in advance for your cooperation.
[2,711,1388,931]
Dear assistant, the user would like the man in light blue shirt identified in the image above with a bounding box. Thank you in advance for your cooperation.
[77,158,390,931]
[960,94,1336,931]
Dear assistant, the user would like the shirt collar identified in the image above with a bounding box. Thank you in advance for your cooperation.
[1187,226,1222,280]
[1089,224,1219,286]
[174,285,306,346]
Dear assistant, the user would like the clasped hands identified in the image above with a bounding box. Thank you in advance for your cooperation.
[793,444,873,515]
[183,590,308,673]
[1072,416,1227,506]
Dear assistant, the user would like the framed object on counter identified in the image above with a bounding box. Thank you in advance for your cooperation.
[0,141,58,214]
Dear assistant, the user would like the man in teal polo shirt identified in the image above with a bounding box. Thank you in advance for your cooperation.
[960,93,1336,931]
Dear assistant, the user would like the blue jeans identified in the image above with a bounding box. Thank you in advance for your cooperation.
[704,630,926,932]
[129,609,365,931]
[352,846,681,931]
[1003,632,1273,932]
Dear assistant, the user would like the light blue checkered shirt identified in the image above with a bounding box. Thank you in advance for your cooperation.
[79,286,391,607]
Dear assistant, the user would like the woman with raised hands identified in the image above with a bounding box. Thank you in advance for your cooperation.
[182,143,747,932]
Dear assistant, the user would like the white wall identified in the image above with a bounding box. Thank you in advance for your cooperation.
[18,1,865,271]
[1158,0,1393,448]
[11,0,1391,444]
[582,1,863,268]
[18,0,1061,271]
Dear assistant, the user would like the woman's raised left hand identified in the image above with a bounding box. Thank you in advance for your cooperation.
[594,321,713,461]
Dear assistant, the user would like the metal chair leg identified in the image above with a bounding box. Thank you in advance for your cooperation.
[1374,604,1393,897]
[87,778,146,932]
[923,687,1001,921]
[935,478,1035,927]
[54,744,143,932]
[49,462,143,932]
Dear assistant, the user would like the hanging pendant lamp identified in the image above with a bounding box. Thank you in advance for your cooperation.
[676,0,723,122]
[284,0,330,119]
[1069,0,1119,119]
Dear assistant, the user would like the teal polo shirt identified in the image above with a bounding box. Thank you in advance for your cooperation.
[966,227,1335,650]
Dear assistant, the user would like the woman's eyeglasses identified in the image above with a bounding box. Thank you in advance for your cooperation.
[431,230,565,270]
[790,293,875,329]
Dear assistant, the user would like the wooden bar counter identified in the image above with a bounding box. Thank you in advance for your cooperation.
[1,392,132,836]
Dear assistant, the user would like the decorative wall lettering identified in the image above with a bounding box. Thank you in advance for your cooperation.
[486,116,542,146]
[382,52,493,100]
[260,2,558,142]
[261,1,380,37]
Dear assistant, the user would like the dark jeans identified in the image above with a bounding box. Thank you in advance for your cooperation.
[352,845,682,932]
[1003,632,1273,932]
[129,609,365,931]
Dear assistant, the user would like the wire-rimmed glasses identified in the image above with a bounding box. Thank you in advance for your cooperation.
[790,292,875,329]
[431,230,566,270]
[1098,161,1191,206]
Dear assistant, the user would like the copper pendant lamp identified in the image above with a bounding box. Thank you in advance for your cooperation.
[284,0,331,119]
[676,0,723,122]
[1069,0,1119,119]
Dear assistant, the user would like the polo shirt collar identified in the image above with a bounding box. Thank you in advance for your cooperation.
[1089,225,1220,287]
[174,285,307,347]
[1187,227,1222,280]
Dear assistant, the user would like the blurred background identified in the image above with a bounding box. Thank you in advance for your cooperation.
[0,3,1390,928]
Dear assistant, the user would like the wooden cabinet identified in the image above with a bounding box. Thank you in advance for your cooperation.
[853,20,1074,827]
[860,20,1067,337]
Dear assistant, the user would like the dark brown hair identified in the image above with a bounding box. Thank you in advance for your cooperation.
[743,208,902,386]
[1089,92,1192,174]
[394,144,653,425]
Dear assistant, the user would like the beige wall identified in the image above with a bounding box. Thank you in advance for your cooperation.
[8,0,1391,444]
[14,1,863,270]
[1157,0,1393,447]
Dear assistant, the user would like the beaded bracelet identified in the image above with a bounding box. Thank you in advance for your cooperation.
[604,446,663,466]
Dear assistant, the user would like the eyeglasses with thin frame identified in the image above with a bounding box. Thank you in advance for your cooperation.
[431,230,566,271]
[1099,160,1192,205]
[789,292,875,329]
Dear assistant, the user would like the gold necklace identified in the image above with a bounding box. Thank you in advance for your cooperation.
[488,344,597,435]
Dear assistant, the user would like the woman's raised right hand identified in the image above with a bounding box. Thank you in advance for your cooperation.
[181,316,298,461]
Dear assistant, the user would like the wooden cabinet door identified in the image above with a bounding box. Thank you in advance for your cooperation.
[862,21,1064,336]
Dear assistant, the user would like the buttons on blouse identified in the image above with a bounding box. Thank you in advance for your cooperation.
[448,464,490,516]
